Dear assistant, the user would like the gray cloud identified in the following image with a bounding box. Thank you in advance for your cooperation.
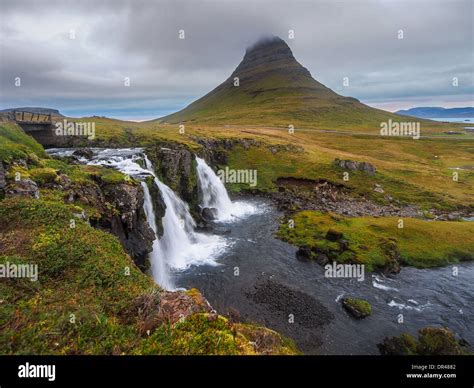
[0,0,472,119]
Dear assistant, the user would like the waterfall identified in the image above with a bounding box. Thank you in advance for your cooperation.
[143,156,227,275]
[46,148,251,290]
[195,156,256,221]
[141,181,173,290]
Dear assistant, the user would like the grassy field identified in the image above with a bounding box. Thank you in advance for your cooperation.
[278,211,474,271]
[46,117,474,209]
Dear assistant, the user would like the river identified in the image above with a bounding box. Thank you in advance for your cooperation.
[47,147,474,355]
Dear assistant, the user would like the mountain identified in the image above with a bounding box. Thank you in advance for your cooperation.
[395,107,474,119]
[158,36,415,130]
[0,107,63,117]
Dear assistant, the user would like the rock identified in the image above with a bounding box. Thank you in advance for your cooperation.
[146,146,199,208]
[121,288,212,335]
[447,213,461,221]
[0,162,6,197]
[56,174,72,189]
[379,239,401,274]
[341,297,372,319]
[378,333,418,355]
[378,327,466,355]
[326,229,343,241]
[333,158,376,175]
[296,245,312,261]
[6,178,40,199]
[373,184,384,193]
[339,239,350,251]
[101,182,155,270]
[72,148,94,159]
[201,207,218,221]
[315,253,329,265]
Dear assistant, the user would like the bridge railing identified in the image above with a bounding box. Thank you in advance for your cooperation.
[13,111,52,124]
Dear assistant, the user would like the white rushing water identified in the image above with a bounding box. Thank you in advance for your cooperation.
[195,156,256,221]
[143,156,228,276]
[141,181,173,289]
[46,148,261,290]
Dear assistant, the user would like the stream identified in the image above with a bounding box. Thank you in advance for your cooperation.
[47,147,474,355]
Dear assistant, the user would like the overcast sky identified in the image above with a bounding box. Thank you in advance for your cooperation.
[0,0,472,120]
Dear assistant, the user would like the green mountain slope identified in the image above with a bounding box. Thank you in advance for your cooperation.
[158,37,435,131]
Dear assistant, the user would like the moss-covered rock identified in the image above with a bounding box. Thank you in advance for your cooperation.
[29,167,58,185]
[378,327,469,355]
[341,297,372,319]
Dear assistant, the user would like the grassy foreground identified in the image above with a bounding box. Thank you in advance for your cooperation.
[0,123,297,355]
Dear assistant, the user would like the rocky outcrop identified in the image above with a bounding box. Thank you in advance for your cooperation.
[120,288,213,335]
[147,177,166,238]
[271,178,421,218]
[5,178,40,199]
[101,182,155,269]
[66,179,154,270]
[146,146,198,209]
[333,158,376,175]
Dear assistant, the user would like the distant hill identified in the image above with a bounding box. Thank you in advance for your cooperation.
[0,107,63,117]
[157,36,418,131]
[395,107,474,119]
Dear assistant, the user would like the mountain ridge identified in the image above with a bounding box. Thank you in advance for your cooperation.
[396,107,474,119]
[157,36,414,130]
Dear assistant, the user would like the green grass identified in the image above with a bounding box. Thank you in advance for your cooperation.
[278,211,474,270]
[0,123,46,162]
[0,196,297,355]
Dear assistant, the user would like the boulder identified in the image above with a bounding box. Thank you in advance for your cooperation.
[201,207,218,221]
[6,178,40,199]
[296,245,312,261]
[341,297,372,319]
[326,229,343,241]
[72,148,94,159]
[333,158,376,175]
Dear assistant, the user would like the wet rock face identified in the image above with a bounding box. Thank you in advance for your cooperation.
[333,158,376,175]
[67,180,154,270]
[201,207,218,221]
[147,146,198,207]
[101,183,155,269]
[148,179,166,238]
[5,178,40,199]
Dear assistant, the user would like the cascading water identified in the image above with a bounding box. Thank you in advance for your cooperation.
[141,181,173,290]
[46,148,229,290]
[195,156,256,221]
[143,156,228,272]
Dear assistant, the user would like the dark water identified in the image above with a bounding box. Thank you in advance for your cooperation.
[175,198,474,355]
